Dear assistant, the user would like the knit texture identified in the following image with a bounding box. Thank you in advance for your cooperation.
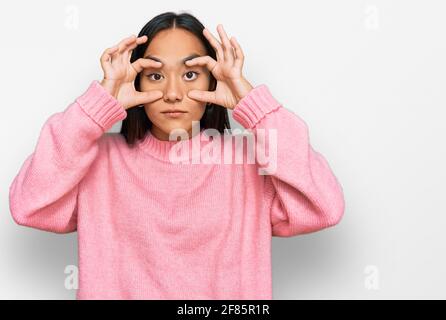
[9,80,345,299]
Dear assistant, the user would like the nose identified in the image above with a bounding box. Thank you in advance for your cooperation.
[163,76,183,103]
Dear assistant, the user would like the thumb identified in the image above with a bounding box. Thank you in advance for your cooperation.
[133,90,163,106]
[188,90,216,104]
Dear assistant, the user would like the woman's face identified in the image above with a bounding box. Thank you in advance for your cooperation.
[139,28,211,141]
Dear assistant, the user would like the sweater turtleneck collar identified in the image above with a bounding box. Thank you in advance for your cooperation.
[135,128,215,163]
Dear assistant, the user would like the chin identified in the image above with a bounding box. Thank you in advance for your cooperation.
[163,125,191,135]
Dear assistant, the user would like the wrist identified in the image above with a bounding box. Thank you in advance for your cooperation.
[99,79,120,99]
[231,77,254,104]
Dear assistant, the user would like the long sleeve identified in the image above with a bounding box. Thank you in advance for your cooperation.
[9,80,127,234]
[232,84,345,237]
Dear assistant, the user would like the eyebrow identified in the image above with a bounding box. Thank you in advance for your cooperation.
[143,53,202,65]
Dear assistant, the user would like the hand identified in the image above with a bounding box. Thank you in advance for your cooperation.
[99,35,164,110]
[185,24,254,110]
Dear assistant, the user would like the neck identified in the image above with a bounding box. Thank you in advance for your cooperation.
[150,126,197,142]
[136,128,214,163]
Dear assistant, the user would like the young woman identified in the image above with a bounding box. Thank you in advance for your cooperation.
[9,12,345,300]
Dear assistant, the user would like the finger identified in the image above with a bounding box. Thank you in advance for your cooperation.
[187,89,217,105]
[111,35,137,66]
[203,28,224,62]
[127,35,148,52]
[131,58,163,73]
[100,45,119,68]
[136,35,148,45]
[133,90,164,106]
[185,55,217,73]
[230,36,244,69]
[117,35,137,54]
[123,35,148,63]
[216,24,234,64]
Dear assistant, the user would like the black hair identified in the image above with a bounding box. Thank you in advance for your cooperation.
[120,11,231,145]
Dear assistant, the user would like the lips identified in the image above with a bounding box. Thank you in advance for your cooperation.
[162,110,188,118]
[161,109,187,113]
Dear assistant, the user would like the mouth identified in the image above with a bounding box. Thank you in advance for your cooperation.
[161,110,188,118]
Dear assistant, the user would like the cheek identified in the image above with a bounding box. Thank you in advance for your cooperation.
[143,101,163,123]
[139,76,153,91]
[188,105,206,121]
[193,74,211,90]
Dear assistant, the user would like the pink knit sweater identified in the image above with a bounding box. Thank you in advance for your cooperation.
[9,80,345,300]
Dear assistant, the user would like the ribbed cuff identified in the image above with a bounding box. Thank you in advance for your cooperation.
[75,80,127,132]
[232,84,282,129]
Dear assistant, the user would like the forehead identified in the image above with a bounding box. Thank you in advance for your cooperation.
[144,28,207,63]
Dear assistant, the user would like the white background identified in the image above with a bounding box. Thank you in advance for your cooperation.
[1,0,445,299]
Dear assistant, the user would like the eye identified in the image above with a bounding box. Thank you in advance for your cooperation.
[146,71,200,82]
[147,73,163,81]
[184,71,199,81]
